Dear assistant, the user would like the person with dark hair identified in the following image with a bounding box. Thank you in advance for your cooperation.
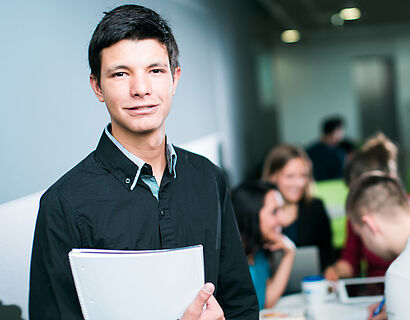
[306,116,346,181]
[324,133,396,282]
[262,144,335,270]
[231,181,295,310]
[346,174,410,320]
[29,5,258,320]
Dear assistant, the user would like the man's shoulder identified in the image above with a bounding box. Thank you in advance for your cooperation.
[174,146,222,173]
[173,146,228,190]
[386,239,410,279]
[307,141,327,153]
[43,151,99,199]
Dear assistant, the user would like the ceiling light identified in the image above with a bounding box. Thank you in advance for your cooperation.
[280,30,301,43]
[339,7,361,21]
[331,13,344,26]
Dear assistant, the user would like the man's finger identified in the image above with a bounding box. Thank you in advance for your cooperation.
[204,295,224,320]
[192,283,215,311]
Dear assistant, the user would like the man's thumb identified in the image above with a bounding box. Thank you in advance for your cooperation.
[195,283,215,308]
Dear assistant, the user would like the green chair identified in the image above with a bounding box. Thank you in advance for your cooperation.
[313,179,349,249]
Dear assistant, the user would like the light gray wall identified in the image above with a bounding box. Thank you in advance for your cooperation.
[1,0,258,204]
[273,25,410,151]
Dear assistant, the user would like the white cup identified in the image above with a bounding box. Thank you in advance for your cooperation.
[301,275,333,304]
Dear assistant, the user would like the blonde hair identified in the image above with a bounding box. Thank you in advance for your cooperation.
[344,132,398,186]
[262,144,313,202]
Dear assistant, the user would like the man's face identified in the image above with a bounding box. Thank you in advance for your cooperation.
[90,39,181,140]
[351,217,395,261]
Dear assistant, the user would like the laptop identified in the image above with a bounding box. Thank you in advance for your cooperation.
[284,246,320,294]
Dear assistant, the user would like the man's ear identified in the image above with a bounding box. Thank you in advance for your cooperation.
[172,67,181,95]
[90,75,105,103]
[361,214,380,235]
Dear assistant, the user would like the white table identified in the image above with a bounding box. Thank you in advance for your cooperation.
[260,293,370,320]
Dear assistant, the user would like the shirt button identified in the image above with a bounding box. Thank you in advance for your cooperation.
[160,210,165,216]
[125,178,131,184]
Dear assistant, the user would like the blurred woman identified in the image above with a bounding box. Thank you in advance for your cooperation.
[231,181,295,310]
[262,144,335,270]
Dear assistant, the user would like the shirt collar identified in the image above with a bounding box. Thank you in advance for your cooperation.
[104,124,177,190]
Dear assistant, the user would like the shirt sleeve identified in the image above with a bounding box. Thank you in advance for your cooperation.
[340,220,362,276]
[215,173,259,319]
[29,189,83,320]
[385,272,410,320]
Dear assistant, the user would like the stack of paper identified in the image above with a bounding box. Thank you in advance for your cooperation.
[68,245,204,320]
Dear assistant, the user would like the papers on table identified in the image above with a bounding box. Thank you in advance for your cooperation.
[68,245,204,320]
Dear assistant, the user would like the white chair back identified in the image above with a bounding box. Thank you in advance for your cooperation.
[0,191,43,319]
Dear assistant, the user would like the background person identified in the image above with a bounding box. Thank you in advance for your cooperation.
[325,133,396,281]
[306,116,346,181]
[262,144,335,270]
[346,174,410,320]
[29,5,257,319]
[231,181,295,310]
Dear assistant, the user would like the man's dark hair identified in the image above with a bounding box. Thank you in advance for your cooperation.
[231,180,278,256]
[88,4,180,85]
[322,116,343,135]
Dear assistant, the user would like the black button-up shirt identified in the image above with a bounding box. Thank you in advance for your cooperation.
[29,130,258,319]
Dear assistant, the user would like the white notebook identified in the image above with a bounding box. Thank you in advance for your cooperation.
[68,245,204,320]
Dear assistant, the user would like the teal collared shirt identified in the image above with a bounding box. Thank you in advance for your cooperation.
[104,124,177,200]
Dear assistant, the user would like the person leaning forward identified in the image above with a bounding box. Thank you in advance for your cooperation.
[29,5,258,320]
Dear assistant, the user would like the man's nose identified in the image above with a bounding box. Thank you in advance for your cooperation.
[130,74,151,97]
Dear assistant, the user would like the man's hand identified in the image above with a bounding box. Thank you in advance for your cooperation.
[181,283,225,320]
[367,302,387,320]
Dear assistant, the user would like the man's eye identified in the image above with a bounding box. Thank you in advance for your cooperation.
[113,72,126,77]
[151,69,164,74]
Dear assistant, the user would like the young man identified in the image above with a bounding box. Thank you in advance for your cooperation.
[346,174,410,320]
[29,5,258,319]
[306,116,346,181]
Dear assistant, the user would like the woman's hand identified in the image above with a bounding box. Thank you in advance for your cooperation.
[263,233,295,255]
[324,260,354,281]
[324,265,340,281]
[263,233,296,308]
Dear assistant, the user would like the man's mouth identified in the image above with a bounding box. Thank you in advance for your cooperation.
[127,105,157,110]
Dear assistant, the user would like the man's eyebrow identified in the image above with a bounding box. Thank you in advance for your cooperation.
[106,65,129,73]
[148,62,169,68]
[106,62,168,73]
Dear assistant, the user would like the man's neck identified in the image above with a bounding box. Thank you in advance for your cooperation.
[396,219,410,255]
[111,126,167,185]
[321,135,336,146]
[388,212,410,256]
